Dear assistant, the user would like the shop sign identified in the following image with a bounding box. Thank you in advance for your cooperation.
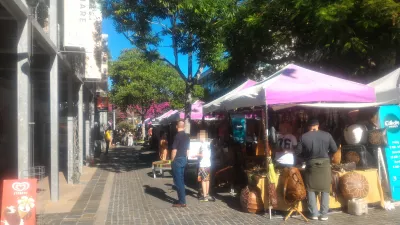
[64,0,89,47]
[97,97,109,112]
[379,105,400,201]
[1,179,37,225]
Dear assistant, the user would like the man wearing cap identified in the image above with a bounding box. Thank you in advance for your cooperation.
[296,119,337,221]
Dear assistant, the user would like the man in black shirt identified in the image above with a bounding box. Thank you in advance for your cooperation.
[296,119,337,221]
[171,120,190,207]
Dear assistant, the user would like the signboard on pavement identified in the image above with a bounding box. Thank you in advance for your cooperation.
[1,179,37,225]
[379,105,400,201]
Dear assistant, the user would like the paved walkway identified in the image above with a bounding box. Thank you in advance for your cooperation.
[39,146,400,225]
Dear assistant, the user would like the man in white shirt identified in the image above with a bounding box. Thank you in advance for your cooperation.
[275,125,297,166]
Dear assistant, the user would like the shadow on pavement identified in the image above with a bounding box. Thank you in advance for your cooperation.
[143,185,177,204]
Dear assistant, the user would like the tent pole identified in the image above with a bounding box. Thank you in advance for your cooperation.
[262,105,272,219]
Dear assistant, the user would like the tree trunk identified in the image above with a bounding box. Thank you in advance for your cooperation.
[185,45,193,135]
[141,116,146,141]
[185,82,192,134]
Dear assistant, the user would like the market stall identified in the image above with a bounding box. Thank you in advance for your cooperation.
[205,64,390,217]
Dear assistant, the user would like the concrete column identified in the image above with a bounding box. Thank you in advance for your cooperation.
[50,55,59,201]
[78,84,83,173]
[90,100,95,157]
[49,0,59,202]
[17,20,30,178]
[67,76,73,184]
[85,120,90,165]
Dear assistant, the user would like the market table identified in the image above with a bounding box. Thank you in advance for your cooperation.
[256,169,385,211]
[152,160,172,178]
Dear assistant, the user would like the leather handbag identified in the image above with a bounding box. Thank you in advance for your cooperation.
[342,145,375,169]
[339,172,369,200]
[331,145,342,165]
[367,128,388,147]
[268,183,278,208]
[283,167,306,204]
[331,171,341,200]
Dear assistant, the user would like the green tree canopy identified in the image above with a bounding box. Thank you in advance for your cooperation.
[207,0,400,87]
[109,49,203,120]
[102,0,235,130]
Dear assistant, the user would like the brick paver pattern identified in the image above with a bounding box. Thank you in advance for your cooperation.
[104,147,399,225]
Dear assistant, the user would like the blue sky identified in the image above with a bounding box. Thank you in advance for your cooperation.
[102,18,200,90]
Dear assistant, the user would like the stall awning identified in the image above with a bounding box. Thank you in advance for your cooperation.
[220,64,376,110]
[368,67,400,104]
[203,79,257,113]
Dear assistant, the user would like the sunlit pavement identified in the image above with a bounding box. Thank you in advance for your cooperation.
[39,146,399,225]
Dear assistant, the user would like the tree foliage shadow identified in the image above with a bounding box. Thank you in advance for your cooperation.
[95,146,158,173]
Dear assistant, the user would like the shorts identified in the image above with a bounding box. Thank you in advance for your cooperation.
[198,167,210,182]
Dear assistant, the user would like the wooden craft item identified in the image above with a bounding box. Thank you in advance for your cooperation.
[339,172,369,200]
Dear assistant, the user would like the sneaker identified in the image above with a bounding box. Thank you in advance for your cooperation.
[309,216,318,220]
[199,196,208,202]
[319,216,328,221]
[207,196,216,202]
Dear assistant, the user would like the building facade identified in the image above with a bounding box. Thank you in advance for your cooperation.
[0,0,107,201]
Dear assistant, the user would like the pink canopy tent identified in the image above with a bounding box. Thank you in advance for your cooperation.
[220,64,376,111]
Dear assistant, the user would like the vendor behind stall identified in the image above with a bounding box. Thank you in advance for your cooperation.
[296,119,337,221]
[275,123,297,167]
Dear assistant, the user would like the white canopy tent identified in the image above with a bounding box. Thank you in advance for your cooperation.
[203,79,257,113]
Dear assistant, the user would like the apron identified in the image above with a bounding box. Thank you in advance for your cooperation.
[305,158,331,193]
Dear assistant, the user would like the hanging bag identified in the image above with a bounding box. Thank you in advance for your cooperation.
[283,167,306,204]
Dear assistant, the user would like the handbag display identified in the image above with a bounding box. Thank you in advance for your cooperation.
[367,128,388,147]
[282,167,306,204]
[339,172,369,200]
[341,144,376,169]
[331,162,356,172]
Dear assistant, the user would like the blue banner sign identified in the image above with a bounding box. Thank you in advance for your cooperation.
[379,105,400,201]
[231,117,246,144]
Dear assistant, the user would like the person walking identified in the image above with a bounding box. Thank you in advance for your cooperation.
[296,119,337,221]
[104,127,113,155]
[127,131,134,146]
[171,120,190,207]
[197,130,213,202]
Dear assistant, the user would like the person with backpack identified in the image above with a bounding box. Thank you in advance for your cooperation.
[104,127,113,155]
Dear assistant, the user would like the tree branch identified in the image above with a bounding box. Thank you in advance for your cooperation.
[160,57,187,81]
[194,63,205,81]
[145,19,172,33]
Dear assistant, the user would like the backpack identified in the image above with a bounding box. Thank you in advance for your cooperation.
[283,167,307,204]
[105,130,112,141]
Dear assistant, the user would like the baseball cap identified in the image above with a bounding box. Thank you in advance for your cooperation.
[308,118,319,126]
